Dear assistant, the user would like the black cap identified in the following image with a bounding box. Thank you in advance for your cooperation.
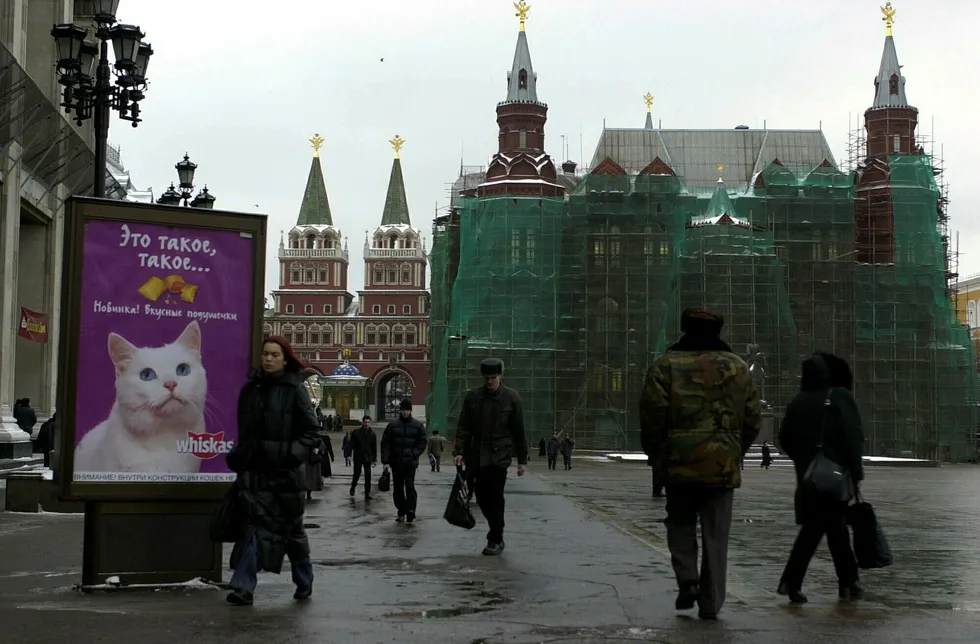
[480,358,504,376]
[399,399,413,411]
[680,308,724,338]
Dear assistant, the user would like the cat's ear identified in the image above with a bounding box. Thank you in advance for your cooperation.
[107,333,137,371]
[177,320,202,353]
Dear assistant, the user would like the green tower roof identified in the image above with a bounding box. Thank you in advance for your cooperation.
[380,157,411,226]
[296,155,333,226]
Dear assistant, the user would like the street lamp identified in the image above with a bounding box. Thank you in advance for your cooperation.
[156,153,217,209]
[51,1,153,198]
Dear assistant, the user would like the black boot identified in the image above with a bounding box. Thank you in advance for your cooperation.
[482,541,505,556]
[226,589,254,606]
[293,585,313,600]
[675,582,699,610]
[777,582,808,604]
[839,583,864,602]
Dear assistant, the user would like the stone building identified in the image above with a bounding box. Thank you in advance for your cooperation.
[0,0,129,458]
[266,136,430,423]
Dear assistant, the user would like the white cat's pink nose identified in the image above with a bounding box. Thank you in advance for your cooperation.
[163,381,177,392]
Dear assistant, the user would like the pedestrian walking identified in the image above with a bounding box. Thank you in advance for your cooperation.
[777,352,864,604]
[427,430,447,472]
[453,358,527,556]
[639,309,761,619]
[225,335,320,606]
[380,400,427,522]
[546,432,560,471]
[560,435,575,470]
[761,441,772,469]
[538,437,546,459]
[349,416,378,500]
[341,429,352,467]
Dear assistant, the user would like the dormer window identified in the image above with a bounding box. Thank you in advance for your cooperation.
[306,235,315,249]
[518,69,527,90]
[889,74,899,96]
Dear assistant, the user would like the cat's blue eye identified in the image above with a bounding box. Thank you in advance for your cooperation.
[139,368,157,381]
[176,363,191,377]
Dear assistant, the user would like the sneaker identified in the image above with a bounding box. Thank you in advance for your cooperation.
[406,512,415,523]
[293,585,312,600]
[675,583,698,611]
[226,589,254,606]
[482,541,505,556]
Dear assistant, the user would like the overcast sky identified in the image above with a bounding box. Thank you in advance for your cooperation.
[108,0,979,298]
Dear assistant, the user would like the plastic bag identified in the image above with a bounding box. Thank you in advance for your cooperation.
[847,498,893,569]
[443,470,476,530]
[378,468,391,492]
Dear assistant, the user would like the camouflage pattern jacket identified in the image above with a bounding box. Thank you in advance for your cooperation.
[638,336,761,488]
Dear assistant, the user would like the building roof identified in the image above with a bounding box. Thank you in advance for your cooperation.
[380,157,411,226]
[690,179,750,228]
[505,30,539,104]
[589,128,837,191]
[297,155,333,226]
[331,362,361,377]
[872,35,912,110]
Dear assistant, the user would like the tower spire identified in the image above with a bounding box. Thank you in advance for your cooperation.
[505,2,538,102]
[380,135,411,226]
[296,133,333,226]
[872,2,911,109]
[644,92,654,130]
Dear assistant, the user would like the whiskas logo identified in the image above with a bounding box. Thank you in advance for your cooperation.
[176,431,235,460]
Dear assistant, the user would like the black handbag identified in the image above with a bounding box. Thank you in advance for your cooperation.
[444,468,476,530]
[801,389,854,503]
[847,491,893,569]
[378,468,391,492]
[210,482,245,543]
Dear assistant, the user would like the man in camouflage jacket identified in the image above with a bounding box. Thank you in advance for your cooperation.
[639,308,761,620]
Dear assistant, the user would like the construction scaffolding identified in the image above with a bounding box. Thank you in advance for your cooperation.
[427,134,978,461]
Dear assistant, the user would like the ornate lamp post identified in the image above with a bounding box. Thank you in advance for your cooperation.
[51,0,153,198]
[156,153,216,209]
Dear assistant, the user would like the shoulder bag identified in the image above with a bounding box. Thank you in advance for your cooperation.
[801,389,854,503]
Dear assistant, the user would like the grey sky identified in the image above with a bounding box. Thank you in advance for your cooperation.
[107,0,980,299]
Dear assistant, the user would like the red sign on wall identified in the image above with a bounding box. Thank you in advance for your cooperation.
[18,307,48,344]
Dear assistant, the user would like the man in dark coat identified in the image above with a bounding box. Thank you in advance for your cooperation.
[560,435,575,470]
[381,399,427,522]
[639,309,761,620]
[453,358,528,555]
[546,432,561,470]
[777,352,864,604]
[226,337,321,606]
[349,416,378,499]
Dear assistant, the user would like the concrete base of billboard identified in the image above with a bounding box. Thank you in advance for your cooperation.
[82,501,224,587]
[0,411,32,459]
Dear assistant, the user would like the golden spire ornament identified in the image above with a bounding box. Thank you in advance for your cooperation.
[717,164,725,181]
[514,1,530,32]
[643,92,654,113]
[881,2,896,37]
[309,133,325,157]
[390,134,405,159]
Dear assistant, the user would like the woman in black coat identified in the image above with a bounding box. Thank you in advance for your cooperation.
[226,336,321,606]
[776,352,865,604]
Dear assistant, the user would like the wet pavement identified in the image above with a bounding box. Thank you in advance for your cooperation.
[1,459,979,642]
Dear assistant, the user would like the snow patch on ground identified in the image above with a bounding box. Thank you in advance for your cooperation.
[83,576,220,590]
[603,452,932,464]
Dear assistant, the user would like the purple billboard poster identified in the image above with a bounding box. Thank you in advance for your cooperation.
[72,220,254,483]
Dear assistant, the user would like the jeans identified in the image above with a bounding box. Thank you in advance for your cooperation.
[351,461,371,494]
[392,465,418,515]
[474,466,508,544]
[229,533,313,593]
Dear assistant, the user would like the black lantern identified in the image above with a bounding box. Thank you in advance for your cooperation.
[130,42,153,84]
[78,41,98,82]
[191,187,216,210]
[51,24,86,73]
[175,154,197,191]
[109,24,143,72]
[156,184,182,206]
[90,0,121,26]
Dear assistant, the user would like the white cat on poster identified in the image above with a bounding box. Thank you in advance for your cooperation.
[74,320,208,474]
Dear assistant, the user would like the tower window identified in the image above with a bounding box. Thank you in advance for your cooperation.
[518,69,527,89]
[304,304,313,314]
[519,130,527,148]
[889,74,899,96]
[285,304,294,314]
[893,134,901,153]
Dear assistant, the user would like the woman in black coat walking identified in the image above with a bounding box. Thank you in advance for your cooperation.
[776,352,865,604]
[226,336,321,606]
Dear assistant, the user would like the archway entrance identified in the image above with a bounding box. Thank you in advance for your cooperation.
[376,371,413,421]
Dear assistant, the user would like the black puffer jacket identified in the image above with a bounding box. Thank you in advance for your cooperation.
[380,416,427,470]
[227,370,320,574]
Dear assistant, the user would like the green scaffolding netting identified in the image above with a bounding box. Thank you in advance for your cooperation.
[427,155,978,461]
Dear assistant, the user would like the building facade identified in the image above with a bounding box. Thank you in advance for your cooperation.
[266,136,430,423]
[0,0,130,457]
[427,5,976,460]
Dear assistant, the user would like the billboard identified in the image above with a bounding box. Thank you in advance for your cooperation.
[59,198,266,501]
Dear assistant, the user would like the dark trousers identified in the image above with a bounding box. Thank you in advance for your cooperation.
[351,461,371,494]
[392,465,418,515]
[230,533,313,593]
[562,454,571,469]
[547,455,557,470]
[779,516,859,590]
[665,487,735,616]
[474,466,508,544]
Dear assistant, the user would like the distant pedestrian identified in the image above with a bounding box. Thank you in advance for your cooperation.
[349,416,377,499]
[381,400,427,522]
[226,336,320,606]
[453,358,527,556]
[560,435,575,470]
[538,437,547,458]
[546,432,560,471]
[427,430,447,472]
[761,441,772,469]
[776,352,864,605]
[342,429,352,466]
[639,309,761,620]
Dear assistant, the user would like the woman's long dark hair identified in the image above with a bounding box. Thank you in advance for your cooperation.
[263,335,307,373]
